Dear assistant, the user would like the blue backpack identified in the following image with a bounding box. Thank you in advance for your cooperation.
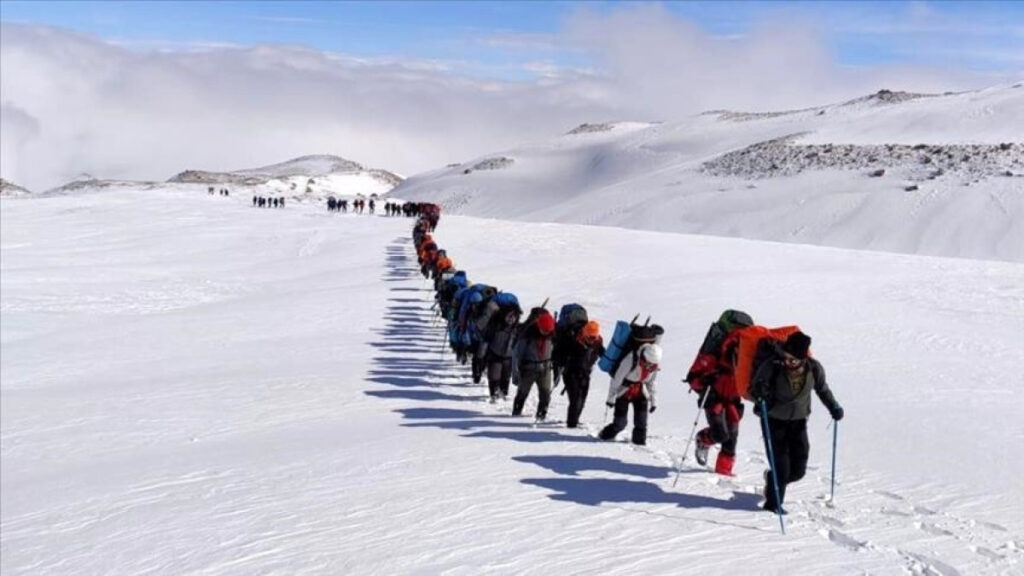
[598,320,633,374]
[599,319,664,374]
[493,292,521,313]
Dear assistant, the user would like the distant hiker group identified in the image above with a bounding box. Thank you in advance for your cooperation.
[252,196,285,208]
[209,187,230,196]
[327,197,350,212]
[411,209,844,520]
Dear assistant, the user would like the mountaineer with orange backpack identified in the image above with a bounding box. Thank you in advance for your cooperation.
[555,319,604,428]
[686,310,755,476]
[750,331,844,515]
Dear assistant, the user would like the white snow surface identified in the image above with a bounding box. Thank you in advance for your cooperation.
[392,86,1024,263]
[2,189,1024,575]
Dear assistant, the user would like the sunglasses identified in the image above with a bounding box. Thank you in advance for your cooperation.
[783,354,805,367]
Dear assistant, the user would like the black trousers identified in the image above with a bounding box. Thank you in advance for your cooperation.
[599,395,648,445]
[563,372,591,428]
[762,417,809,508]
[487,358,511,398]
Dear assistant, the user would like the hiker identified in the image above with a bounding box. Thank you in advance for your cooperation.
[750,331,844,515]
[279,197,285,208]
[483,306,520,402]
[252,195,258,206]
[599,343,662,445]
[511,309,556,419]
[558,321,604,428]
[687,310,755,476]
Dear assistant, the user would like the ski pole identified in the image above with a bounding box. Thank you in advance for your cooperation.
[830,420,838,502]
[760,399,785,535]
[673,386,710,487]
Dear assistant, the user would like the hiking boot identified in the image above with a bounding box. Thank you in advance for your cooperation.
[695,441,710,466]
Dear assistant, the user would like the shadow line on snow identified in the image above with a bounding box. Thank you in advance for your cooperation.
[512,455,671,480]
[521,477,763,512]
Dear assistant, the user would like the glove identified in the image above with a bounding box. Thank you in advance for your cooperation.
[753,402,763,417]
[649,405,657,414]
[553,368,562,387]
[605,401,615,408]
[830,406,844,421]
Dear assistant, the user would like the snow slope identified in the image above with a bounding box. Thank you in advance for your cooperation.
[2,189,1022,574]
[392,86,1024,262]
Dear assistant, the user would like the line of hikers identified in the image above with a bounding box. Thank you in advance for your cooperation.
[209,187,230,196]
[412,210,844,515]
[252,196,285,208]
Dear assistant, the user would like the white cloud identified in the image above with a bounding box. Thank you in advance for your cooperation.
[0,24,618,190]
[0,8,1014,191]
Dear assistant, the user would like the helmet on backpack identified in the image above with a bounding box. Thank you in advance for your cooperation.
[641,343,663,365]
[536,312,555,335]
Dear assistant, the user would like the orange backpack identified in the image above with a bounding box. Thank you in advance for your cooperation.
[730,325,803,400]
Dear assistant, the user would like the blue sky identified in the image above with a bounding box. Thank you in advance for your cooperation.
[2,1,1022,79]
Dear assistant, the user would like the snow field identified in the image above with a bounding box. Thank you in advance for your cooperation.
[1,190,1022,575]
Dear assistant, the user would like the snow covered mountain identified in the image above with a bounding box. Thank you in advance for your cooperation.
[0,178,32,197]
[392,85,1024,262]
[7,154,403,201]
[169,154,403,200]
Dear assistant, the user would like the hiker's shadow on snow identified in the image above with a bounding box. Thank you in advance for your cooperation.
[365,389,487,403]
[463,430,595,443]
[521,477,763,512]
[512,455,670,480]
[395,407,561,432]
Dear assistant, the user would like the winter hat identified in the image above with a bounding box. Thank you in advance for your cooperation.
[641,343,663,364]
[783,331,812,359]
[536,312,556,335]
[578,321,601,342]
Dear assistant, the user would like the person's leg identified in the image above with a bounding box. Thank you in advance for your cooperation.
[781,419,810,506]
[715,402,743,476]
[763,418,791,511]
[599,396,629,440]
[535,369,552,419]
[498,360,511,397]
[564,373,581,427]
[631,395,649,445]
[512,371,536,416]
[486,361,501,400]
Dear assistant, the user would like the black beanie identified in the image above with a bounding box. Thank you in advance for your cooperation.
[783,332,812,359]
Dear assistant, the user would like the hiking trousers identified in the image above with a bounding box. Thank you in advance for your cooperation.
[487,358,512,399]
[563,371,591,428]
[697,400,744,456]
[512,368,552,418]
[762,417,809,508]
[599,395,648,445]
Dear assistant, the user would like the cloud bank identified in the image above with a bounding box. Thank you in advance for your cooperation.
[0,5,1013,191]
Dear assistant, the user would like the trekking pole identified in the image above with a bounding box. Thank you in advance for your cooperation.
[830,421,839,503]
[672,386,709,487]
[760,399,786,535]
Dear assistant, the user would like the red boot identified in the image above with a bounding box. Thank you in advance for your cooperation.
[714,453,736,476]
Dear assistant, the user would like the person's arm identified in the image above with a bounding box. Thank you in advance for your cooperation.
[606,353,633,405]
[812,361,843,419]
[645,369,658,410]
